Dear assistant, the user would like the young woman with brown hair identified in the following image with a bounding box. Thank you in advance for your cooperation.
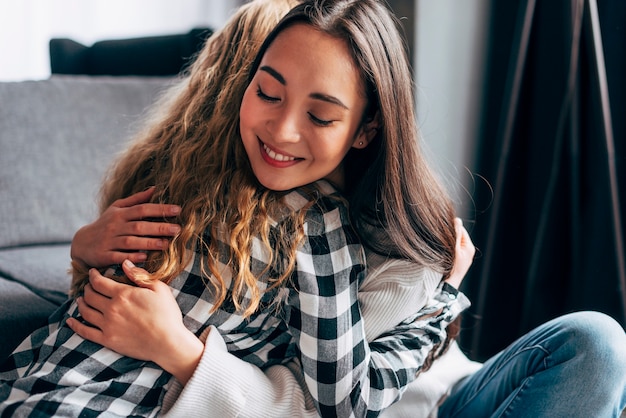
[73,1,626,417]
[0,0,474,416]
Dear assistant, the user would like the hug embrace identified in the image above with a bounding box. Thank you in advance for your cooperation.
[1,0,625,417]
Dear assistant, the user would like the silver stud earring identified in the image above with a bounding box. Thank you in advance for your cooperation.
[359,141,364,146]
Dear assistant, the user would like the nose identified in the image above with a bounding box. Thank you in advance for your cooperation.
[267,107,300,144]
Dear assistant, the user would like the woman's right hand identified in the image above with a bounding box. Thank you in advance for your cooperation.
[70,187,182,269]
[68,260,204,385]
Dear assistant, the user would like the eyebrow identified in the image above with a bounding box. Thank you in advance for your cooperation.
[310,93,349,110]
[260,65,286,85]
[259,65,349,110]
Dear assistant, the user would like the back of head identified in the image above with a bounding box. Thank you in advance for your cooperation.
[98,0,300,211]
[72,0,300,296]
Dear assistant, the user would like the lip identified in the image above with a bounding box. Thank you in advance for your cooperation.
[258,139,301,168]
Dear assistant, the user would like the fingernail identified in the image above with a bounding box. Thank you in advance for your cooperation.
[136,252,147,261]
[170,225,181,234]
[124,260,135,268]
[170,206,181,215]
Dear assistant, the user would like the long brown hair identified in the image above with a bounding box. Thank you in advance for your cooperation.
[256,0,457,273]
[254,0,460,367]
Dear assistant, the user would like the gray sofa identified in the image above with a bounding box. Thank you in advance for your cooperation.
[0,75,171,361]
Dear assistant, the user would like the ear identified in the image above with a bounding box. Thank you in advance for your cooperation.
[352,111,380,150]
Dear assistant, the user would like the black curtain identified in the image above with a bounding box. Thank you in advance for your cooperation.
[461,0,626,362]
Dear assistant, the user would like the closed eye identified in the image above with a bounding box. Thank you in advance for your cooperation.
[308,113,333,127]
[256,87,279,103]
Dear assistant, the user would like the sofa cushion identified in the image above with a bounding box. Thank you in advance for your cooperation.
[0,76,171,249]
[0,245,73,305]
[0,277,60,362]
[49,28,212,76]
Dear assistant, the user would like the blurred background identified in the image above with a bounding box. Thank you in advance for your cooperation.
[0,0,486,190]
[0,0,234,81]
[0,0,623,362]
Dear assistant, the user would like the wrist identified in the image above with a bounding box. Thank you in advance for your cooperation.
[445,271,464,289]
[70,226,90,267]
[158,328,205,385]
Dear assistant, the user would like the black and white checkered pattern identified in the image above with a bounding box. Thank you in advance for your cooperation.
[0,181,466,417]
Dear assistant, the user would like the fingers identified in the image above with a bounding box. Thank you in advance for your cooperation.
[103,223,178,262]
[115,232,169,251]
[72,190,181,268]
[66,316,104,346]
[106,250,148,266]
[74,295,104,328]
[445,218,476,289]
[454,218,465,243]
[121,260,154,288]
[113,188,181,226]
[124,202,181,222]
[87,234,173,266]
[114,187,156,208]
[454,218,475,255]
[87,268,123,298]
[126,219,181,238]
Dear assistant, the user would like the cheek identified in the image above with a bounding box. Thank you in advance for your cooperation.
[239,89,256,131]
[318,131,356,161]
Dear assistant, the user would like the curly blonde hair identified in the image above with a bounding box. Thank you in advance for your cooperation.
[71,0,301,318]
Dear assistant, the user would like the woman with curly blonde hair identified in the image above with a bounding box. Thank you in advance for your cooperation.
[6,0,621,417]
[0,1,473,416]
[71,1,626,417]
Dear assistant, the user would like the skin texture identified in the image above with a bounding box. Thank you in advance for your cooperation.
[70,187,181,268]
[240,24,377,191]
[70,263,204,384]
[448,218,475,288]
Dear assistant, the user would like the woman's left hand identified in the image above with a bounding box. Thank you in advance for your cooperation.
[67,260,204,384]
[445,218,475,289]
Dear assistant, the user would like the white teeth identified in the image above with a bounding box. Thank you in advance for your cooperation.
[263,144,295,162]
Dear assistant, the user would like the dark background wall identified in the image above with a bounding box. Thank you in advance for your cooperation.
[460,0,626,361]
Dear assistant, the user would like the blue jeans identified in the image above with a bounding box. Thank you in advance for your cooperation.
[439,311,626,417]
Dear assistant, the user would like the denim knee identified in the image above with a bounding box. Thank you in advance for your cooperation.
[559,311,626,377]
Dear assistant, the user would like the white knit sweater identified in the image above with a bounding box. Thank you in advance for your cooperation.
[161,252,482,418]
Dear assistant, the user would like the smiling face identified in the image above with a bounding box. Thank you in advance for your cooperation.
[239,23,371,191]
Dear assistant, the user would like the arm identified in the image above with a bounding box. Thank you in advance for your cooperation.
[68,261,470,418]
[361,217,474,341]
[69,204,474,417]
[70,187,181,269]
[67,263,204,385]
[283,197,472,416]
[163,279,468,418]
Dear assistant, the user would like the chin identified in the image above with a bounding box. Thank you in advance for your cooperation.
[256,176,294,192]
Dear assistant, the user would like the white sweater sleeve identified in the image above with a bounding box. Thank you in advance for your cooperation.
[160,255,475,418]
[359,252,442,340]
[161,326,318,418]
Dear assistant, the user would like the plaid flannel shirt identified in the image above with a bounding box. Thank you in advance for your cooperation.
[0,181,462,417]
